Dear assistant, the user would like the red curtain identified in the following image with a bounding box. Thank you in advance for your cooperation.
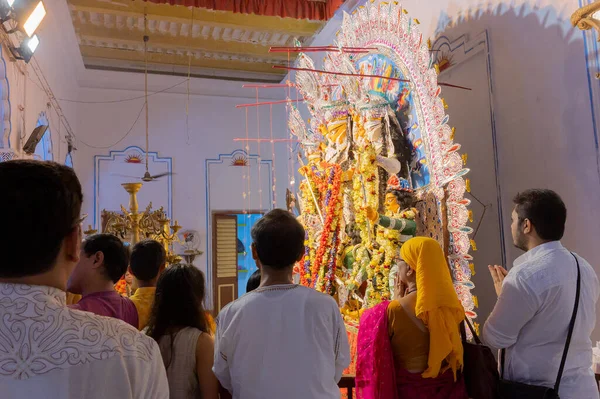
[143,0,344,21]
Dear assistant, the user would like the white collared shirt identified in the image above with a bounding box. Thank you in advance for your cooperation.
[0,283,169,399]
[483,242,599,399]
[213,284,350,399]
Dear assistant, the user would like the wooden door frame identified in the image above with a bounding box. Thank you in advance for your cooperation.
[211,210,266,315]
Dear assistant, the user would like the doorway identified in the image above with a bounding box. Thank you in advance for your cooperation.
[212,211,263,313]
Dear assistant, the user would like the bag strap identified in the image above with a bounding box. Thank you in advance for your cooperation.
[462,316,483,345]
[500,253,581,389]
[554,253,581,392]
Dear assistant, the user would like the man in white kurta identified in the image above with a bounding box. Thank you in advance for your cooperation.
[213,209,350,399]
[483,190,599,399]
[0,284,169,398]
[0,160,169,399]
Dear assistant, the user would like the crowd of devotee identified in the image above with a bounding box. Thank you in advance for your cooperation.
[0,159,598,399]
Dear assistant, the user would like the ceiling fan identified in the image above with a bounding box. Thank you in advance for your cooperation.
[114,12,173,183]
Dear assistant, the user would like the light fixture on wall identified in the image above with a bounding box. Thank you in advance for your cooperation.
[0,0,14,21]
[2,0,46,37]
[8,33,37,62]
[0,0,45,63]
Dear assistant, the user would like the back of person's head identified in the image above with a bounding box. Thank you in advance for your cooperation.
[147,264,208,341]
[0,160,83,279]
[251,209,305,270]
[130,239,166,282]
[246,270,261,292]
[513,189,567,241]
[67,234,129,294]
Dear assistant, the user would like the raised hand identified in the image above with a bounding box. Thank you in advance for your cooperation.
[488,265,508,297]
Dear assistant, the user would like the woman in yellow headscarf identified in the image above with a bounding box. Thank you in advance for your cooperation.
[356,237,467,399]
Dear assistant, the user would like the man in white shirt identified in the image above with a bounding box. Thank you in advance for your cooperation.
[0,160,168,399]
[213,209,350,399]
[483,189,599,399]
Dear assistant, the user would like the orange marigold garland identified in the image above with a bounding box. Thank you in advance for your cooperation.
[304,163,343,293]
[114,277,128,296]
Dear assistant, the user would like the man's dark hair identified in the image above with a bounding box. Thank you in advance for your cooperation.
[246,270,261,292]
[83,234,130,283]
[0,160,83,278]
[130,240,166,281]
[251,209,305,270]
[513,189,567,241]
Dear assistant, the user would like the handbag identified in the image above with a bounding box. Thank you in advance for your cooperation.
[498,253,581,399]
[460,316,500,399]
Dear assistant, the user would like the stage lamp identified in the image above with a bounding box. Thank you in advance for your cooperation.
[10,34,39,63]
[0,0,15,21]
[12,0,45,37]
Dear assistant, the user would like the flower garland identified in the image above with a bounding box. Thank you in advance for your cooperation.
[310,164,343,293]
[298,165,322,287]
[351,143,379,243]
[300,230,313,286]
[114,277,128,297]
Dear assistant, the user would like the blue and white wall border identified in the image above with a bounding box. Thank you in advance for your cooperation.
[93,145,173,230]
[204,149,273,308]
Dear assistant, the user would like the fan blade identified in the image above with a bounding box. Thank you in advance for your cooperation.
[150,172,174,179]
[110,173,142,179]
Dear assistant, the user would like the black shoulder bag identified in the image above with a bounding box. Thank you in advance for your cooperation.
[460,316,501,399]
[498,253,581,399]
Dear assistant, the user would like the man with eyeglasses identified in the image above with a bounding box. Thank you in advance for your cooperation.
[483,189,599,399]
[0,160,168,398]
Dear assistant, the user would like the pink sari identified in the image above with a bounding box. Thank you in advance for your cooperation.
[356,301,398,399]
[356,302,467,399]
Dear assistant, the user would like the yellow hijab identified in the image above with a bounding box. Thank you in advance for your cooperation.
[400,237,465,379]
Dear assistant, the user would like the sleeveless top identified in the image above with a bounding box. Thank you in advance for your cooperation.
[387,298,430,373]
[158,327,203,399]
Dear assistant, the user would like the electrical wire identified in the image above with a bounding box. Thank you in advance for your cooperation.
[56,79,190,104]
[144,8,149,174]
[185,7,194,144]
[74,101,145,149]
[8,27,184,152]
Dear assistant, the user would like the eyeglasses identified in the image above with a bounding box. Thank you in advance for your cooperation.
[72,214,88,229]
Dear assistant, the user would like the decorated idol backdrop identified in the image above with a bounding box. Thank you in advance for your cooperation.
[290,1,476,326]
[432,31,505,324]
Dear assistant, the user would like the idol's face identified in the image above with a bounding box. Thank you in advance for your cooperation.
[385,193,400,213]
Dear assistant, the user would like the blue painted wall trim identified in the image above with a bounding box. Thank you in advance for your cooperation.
[579,0,600,184]
[205,149,273,307]
[93,145,173,229]
[35,112,53,161]
[0,46,11,149]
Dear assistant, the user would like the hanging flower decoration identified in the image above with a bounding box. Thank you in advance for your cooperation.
[310,164,342,294]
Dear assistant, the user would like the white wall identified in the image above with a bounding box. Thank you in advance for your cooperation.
[74,79,291,289]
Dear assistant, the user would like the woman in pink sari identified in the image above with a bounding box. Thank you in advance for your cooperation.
[356,237,468,399]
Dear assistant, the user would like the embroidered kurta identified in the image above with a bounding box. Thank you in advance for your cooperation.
[483,242,599,399]
[0,284,168,399]
[213,284,350,399]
